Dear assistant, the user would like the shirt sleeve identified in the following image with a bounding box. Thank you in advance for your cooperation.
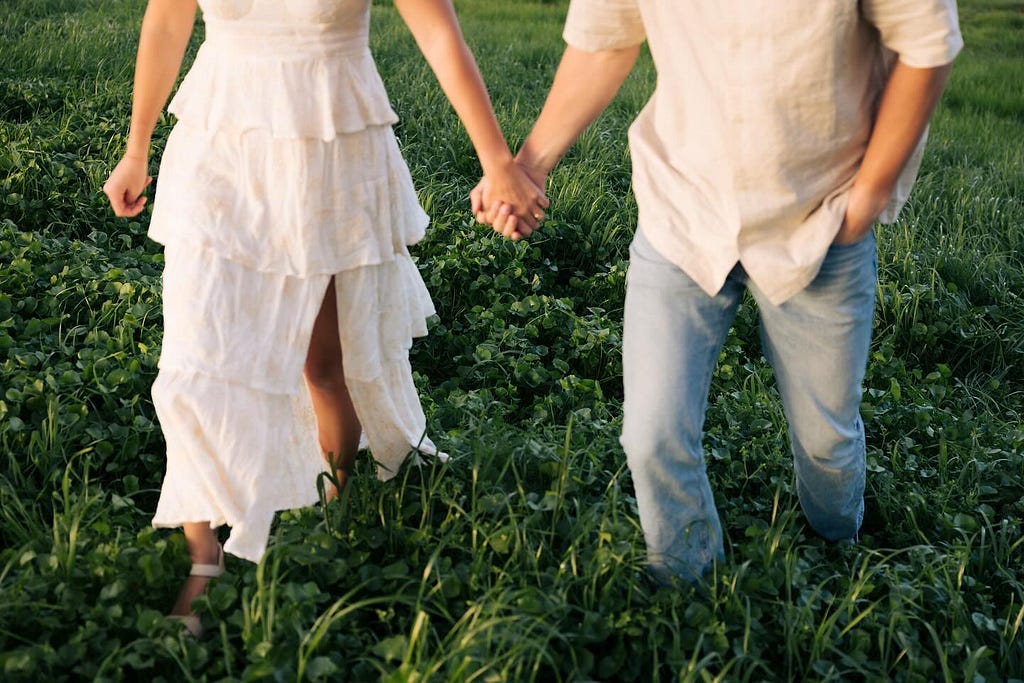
[862,0,963,68]
[563,0,646,52]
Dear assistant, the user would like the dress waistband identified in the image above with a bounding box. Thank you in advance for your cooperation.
[203,16,369,57]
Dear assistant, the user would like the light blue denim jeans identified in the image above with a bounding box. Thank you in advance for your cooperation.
[621,228,877,583]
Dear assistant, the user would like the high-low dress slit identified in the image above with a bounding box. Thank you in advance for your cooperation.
[148,0,442,563]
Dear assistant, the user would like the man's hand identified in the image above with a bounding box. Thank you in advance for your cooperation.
[833,182,889,245]
[471,43,639,241]
[474,158,549,238]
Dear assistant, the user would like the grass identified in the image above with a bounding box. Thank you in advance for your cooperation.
[1,0,1023,680]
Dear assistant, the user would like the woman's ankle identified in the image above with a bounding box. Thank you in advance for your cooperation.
[183,523,220,564]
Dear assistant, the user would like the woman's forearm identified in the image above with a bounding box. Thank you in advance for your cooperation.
[124,0,198,160]
[393,0,513,175]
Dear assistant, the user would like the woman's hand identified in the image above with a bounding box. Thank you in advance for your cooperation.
[103,155,153,217]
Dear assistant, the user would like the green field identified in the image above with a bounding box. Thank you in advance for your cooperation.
[1,0,1023,680]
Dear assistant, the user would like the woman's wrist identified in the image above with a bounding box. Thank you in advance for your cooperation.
[478,149,515,178]
[123,142,150,162]
[124,125,153,161]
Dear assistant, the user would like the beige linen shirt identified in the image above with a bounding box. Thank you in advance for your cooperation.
[564,0,962,304]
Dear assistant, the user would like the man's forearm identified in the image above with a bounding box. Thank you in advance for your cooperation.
[516,44,640,177]
[854,60,954,209]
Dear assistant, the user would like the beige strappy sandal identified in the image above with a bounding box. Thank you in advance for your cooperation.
[169,544,225,638]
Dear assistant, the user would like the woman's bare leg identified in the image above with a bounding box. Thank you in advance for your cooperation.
[170,522,221,616]
[304,277,362,495]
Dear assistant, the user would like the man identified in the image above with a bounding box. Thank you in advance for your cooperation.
[473,0,962,582]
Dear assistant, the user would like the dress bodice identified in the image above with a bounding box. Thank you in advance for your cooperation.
[169,0,397,140]
[200,0,364,21]
[197,0,372,57]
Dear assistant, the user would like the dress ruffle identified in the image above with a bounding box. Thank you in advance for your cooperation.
[169,2,397,141]
[149,122,429,276]
[153,242,444,560]
[157,243,436,397]
[151,369,325,563]
[168,44,399,141]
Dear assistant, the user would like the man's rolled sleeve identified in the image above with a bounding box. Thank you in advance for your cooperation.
[563,0,646,52]
[863,0,963,68]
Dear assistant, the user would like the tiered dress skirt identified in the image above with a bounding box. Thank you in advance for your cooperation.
[147,2,442,562]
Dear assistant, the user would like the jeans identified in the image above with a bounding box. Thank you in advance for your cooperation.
[620,229,877,583]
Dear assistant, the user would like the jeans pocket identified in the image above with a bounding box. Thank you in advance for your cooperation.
[813,229,877,298]
[828,227,876,251]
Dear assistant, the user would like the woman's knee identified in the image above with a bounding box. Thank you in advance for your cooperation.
[303,356,347,391]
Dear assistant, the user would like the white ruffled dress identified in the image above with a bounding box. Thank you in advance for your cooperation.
[148,0,442,562]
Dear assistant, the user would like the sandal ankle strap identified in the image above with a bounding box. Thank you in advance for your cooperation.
[169,614,203,637]
[189,544,225,578]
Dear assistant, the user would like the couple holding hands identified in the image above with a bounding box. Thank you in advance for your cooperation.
[104,0,961,634]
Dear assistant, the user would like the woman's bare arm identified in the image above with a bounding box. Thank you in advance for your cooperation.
[103,0,197,217]
[394,0,548,230]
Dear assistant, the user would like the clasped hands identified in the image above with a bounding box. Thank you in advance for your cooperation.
[470,158,549,241]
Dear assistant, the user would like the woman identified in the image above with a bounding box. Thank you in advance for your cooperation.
[103,0,546,635]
